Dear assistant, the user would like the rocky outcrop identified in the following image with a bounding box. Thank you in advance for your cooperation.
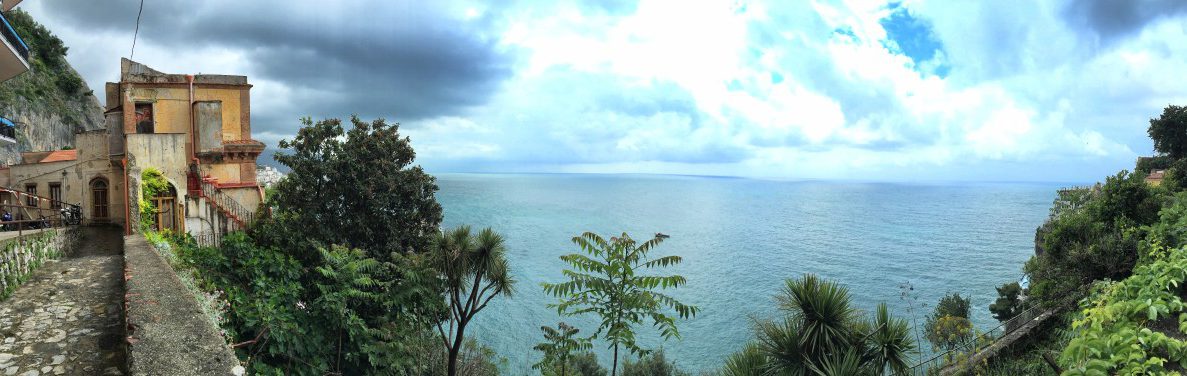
[0,10,105,166]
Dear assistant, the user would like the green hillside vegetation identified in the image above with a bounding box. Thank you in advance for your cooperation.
[0,9,90,116]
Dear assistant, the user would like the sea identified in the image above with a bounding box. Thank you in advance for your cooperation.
[434,173,1065,374]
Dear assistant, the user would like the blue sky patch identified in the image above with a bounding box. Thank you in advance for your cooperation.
[879,4,949,77]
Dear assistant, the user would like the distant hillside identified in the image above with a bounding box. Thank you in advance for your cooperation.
[0,9,103,165]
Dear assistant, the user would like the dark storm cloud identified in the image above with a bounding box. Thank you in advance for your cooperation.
[41,1,515,134]
[1063,0,1187,44]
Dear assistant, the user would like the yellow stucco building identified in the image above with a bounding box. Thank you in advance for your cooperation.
[1,59,265,238]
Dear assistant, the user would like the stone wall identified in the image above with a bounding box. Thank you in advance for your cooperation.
[0,228,79,300]
[123,235,239,375]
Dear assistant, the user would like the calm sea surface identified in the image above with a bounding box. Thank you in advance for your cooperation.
[435,173,1062,374]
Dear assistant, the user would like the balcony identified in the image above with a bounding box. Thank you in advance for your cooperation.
[0,117,15,145]
[0,10,29,83]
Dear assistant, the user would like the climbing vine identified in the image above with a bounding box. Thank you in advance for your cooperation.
[139,167,169,231]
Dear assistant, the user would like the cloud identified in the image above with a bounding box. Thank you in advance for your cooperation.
[18,0,1187,182]
[26,1,515,134]
[1062,0,1187,45]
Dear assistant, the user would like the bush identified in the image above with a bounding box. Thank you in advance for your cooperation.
[621,350,690,376]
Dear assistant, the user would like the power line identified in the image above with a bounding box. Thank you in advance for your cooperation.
[130,0,144,59]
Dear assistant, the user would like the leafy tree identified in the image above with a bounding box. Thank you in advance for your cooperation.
[567,352,609,376]
[534,322,593,376]
[1026,171,1167,305]
[621,350,690,376]
[924,293,973,352]
[542,232,698,376]
[430,226,514,376]
[270,116,443,261]
[988,282,1025,323]
[736,274,917,375]
[1148,105,1187,159]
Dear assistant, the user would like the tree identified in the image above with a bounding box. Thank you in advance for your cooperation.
[1148,105,1187,159]
[988,282,1025,323]
[430,226,514,376]
[621,350,690,376]
[270,116,443,261]
[542,232,698,376]
[534,322,593,376]
[748,274,917,375]
[924,293,973,352]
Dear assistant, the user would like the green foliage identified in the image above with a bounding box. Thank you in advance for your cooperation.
[989,282,1026,323]
[1026,171,1167,306]
[620,350,690,376]
[171,231,445,375]
[269,116,443,261]
[564,352,608,376]
[430,226,514,376]
[1160,158,1187,192]
[542,232,698,376]
[720,343,766,376]
[138,168,170,231]
[923,293,973,352]
[730,274,917,376]
[1136,156,1174,175]
[1148,105,1187,159]
[1059,245,1187,374]
[925,315,974,352]
[534,322,593,376]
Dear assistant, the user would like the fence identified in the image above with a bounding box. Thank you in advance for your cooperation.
[906,290,1079,376]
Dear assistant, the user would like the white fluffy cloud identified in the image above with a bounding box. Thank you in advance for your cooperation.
[22,0,1187,182]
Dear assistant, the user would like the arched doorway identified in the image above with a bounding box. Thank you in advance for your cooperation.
[91,178,109,219]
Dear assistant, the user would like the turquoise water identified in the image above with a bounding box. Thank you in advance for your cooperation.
[435,173,1062,374]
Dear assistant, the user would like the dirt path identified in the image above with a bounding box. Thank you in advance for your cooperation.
[0,227,125,376]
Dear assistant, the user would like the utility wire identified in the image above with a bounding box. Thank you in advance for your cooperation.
[130,0,144,59]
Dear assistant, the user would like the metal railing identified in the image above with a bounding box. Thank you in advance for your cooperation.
[906,292,1079,376]
[196,175,255,229]
[0,11,29,62]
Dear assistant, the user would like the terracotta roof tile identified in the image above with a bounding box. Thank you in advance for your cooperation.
[40,150,77,163]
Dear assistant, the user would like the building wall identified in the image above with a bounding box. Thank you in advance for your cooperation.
[6,131,126,226]
[116,84,253,187]
[126,133,188,233]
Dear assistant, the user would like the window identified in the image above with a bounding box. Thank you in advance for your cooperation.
[91,179,108,219]
[135,102,154,133]
[48,183,61,209]
[195,101,223,151]
[25,183,36,207]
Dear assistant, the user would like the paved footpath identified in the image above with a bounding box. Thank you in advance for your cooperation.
[0,227,125,376]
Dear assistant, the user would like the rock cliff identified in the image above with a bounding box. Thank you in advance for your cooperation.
[0,10,104,165]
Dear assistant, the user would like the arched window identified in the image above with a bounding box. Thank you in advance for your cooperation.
[91,178,108,219]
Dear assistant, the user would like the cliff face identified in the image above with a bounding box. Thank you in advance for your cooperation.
[0,10,104,165]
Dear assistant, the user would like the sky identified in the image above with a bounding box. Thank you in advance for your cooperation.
[19,0,1187,183]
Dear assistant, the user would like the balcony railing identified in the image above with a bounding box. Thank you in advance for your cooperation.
[0,117,15,142]
[0,11,28,62]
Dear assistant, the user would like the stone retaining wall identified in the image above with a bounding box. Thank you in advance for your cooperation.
[0,228,79,300]
[123,235,239,375]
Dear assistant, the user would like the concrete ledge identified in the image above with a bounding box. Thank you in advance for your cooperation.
[123,235,238,375]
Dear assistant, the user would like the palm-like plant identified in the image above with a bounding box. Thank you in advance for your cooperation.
[543,232,698,376]
[431,226,515,376]
[730,274,917,376]
[533,322,593,376]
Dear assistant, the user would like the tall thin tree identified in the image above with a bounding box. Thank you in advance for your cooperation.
[432,226,514,376]
[543,232,698,376]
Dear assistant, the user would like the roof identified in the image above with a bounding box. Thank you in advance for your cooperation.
[1148,169,1166,180]
[40,150,77,163]
[21,149,77,164]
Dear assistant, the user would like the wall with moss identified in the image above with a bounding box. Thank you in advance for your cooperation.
[0,228,80,300]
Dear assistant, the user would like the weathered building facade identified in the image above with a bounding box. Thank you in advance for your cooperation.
[1,59,265,237]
